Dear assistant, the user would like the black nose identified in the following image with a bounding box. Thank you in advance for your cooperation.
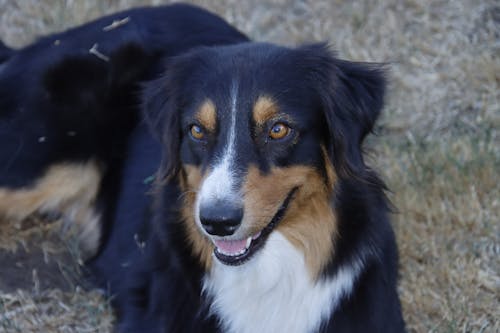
[199,201,243,236]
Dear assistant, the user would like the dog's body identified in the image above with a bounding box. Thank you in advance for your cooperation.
[0,4,248,254]
[0,4,405,333]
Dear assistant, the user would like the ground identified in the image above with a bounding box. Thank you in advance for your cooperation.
[0,0,498,332]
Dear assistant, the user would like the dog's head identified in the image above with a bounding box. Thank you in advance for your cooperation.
[145,43,385,276]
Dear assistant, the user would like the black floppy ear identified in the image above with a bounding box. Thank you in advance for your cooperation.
[142,74,181,182]
[302,44,386,176]
[142,54,197,182]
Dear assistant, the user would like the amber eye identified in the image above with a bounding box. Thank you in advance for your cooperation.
[269,123,290,140]
[190,124,205,140]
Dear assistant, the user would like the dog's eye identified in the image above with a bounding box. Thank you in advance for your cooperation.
[269,123,290,140]
[190,124,205,140]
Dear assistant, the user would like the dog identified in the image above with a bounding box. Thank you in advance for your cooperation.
[94,43,406,332]
[0,4,406,333]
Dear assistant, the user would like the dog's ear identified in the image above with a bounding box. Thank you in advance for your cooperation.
[300,44,386,176]
[142,54,197,182]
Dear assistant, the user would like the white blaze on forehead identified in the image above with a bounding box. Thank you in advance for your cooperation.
[196,82,240,218]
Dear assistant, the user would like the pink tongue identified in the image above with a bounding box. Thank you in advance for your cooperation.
[215,239,247,255]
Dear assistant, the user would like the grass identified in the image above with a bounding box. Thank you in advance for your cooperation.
[0,289,113,332]
[374,131,499,332]
[0,0,498,332]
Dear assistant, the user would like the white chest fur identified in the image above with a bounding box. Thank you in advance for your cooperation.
[203,232,362,333]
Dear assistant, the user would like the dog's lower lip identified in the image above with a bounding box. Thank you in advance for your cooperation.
[213,187,298,266]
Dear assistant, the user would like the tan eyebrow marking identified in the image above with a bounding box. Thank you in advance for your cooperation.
[195,99,217,131]
[253,96,279,126]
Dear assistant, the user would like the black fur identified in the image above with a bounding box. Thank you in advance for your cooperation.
[95,42,406,332]
[0,4,248,255]
[0,3,247,190]
[0,40,12,63]
[0,5,405,333]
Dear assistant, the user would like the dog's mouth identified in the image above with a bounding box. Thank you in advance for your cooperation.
[212,187,298,266]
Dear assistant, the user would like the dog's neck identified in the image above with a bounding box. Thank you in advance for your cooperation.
[203,231,362,333]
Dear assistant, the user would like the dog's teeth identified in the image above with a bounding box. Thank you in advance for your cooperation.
[252,231,262,240]
[214,238,252,257]
[220,249,233,256]
[246,237,252,249]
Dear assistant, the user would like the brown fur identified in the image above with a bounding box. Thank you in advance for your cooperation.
[0,161,102,258]
[243,165,337,278]
[322,145,336,188]
[179,165,214,270]
[195,99,217,132]
[178,149,337,276]
[252,96,279,126]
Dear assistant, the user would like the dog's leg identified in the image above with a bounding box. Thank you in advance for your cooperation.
[0,160,102,257]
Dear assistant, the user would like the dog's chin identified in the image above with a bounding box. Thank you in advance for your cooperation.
[211,187,298,266]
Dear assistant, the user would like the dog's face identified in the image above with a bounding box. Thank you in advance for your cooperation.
[145,43,385,276]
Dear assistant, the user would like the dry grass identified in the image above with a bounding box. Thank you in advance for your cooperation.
[375,133,499,332]
[0,289,113,333]
[0,0,498,332]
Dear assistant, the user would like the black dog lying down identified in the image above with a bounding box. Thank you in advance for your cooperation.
[0,4,406,332]
[0,4,247,256]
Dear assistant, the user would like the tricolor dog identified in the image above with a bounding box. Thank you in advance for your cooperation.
[0,4,405,333]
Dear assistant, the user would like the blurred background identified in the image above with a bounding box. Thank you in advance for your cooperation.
[0,1,498,332]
